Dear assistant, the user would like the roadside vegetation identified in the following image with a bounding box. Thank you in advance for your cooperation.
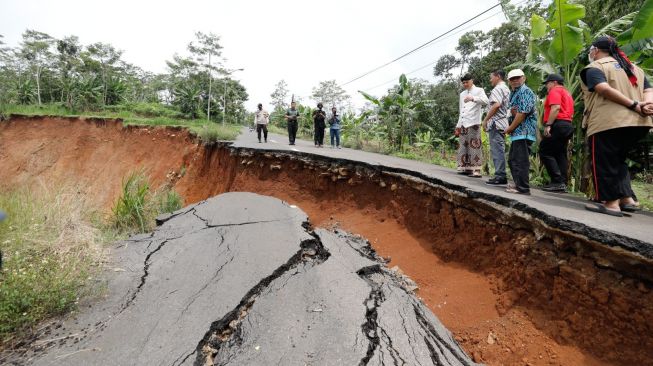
[0,188,112,344]
[0,172,182,345]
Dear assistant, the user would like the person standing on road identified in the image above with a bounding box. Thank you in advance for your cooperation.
[313,102,327,147]
[284,101,300,145]
[254,103,270,143]
[539,74,575,192]
[328,106,342,149]
[482,70,510,186]
[455,73,488,177]
[581,36,653,217]
[504,69,538,195]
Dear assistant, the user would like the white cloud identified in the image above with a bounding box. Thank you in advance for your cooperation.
[2,0,508,112]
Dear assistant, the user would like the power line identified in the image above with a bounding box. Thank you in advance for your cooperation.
[360,7,507,93]
[341,1,505,87]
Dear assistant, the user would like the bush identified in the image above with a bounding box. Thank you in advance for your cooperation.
[112,171,185,234]
[193,124,240,142]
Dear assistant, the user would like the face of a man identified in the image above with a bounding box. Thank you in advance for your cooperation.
[489,73,500,87]
[461,79,473,90]
[509,76,524,89]
[545,81,555,92]
[291,102,296,109]
[258,104,262,110]
[332,107,337,114]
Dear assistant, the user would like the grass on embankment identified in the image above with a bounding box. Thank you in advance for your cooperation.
[0,103,241,142]
[0,188,114,344]
[0,172,184,345]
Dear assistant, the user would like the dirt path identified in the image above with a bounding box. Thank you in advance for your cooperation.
[3,117,651,366]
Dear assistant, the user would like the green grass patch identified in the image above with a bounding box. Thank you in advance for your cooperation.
[0,188,114,343]
[112,171,184,234]
[1,103,242,142]
[632,172,653,211]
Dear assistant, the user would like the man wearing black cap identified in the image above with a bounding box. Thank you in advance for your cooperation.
[540,74,575,192]
[580,36,653,217]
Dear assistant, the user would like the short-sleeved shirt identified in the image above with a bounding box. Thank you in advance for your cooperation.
[488,82,510,131]
[508,84,538,142]
[285,108,299,122]
[544,85,574,123]
[581,67,651,91]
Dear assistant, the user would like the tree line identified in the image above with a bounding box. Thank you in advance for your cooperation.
[0,31,248,123]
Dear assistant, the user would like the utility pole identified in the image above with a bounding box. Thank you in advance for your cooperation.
[207,52,212,122]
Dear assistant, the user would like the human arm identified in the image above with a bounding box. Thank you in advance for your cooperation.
[583,67,647,115]
[483,102,501,129]
[543,105,560,137]
[505,112,527,135]
[455,94,463,133]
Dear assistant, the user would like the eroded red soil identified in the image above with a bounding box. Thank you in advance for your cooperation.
[3,117,651,366]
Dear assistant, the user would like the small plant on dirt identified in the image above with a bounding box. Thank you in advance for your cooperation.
[194,124,240,142]
[113,172,151,233]
[112,171,185,234]
[157,189,184,215]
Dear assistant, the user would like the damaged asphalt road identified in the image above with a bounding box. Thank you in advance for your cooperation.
[23,193,478,366]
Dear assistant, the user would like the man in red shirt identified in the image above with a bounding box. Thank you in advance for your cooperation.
[540,74,575,192]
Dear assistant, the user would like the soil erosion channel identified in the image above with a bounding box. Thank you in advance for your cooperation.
[2,117,652,366]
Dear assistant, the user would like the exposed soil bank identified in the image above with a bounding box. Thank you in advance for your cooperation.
[2,117,652,365]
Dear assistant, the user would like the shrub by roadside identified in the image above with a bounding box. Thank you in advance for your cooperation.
[0,188,113,345]
[112,171,183,234]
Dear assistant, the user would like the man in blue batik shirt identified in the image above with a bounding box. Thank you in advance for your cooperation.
[504,69,538,194]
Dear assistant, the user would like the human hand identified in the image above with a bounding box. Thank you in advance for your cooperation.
[482,120,488,131]
[510,106,517,116]
[640,102,653,115]
[464,95,474,103]
[505,126,514,135]
[543,125,552,137]
[454,127,461,137]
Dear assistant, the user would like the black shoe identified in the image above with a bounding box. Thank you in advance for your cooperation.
[542,183,567,192]
[486,177,508,186]
[258,140,262,143]
[264,139,267,143]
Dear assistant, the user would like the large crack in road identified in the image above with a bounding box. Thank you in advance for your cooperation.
[14,192,477,366]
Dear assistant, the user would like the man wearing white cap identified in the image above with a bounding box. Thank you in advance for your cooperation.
[455,73,488,177]
[505,69,538,194]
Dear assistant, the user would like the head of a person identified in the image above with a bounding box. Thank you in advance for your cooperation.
[332,106,337,114]
[460,73,474,90]
[317,102,323,110]
[490,70,505,87]
[588,36,614,63]
[257,103,262,110]
[507,69,525,89]
[291,101,296,109]
[542,73,564,92]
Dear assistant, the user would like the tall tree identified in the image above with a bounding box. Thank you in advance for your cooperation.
[310,79,350,109]
[188,32,223,121]
[270,79,289,112]
[84,42,122,106]
[20,30,54,105]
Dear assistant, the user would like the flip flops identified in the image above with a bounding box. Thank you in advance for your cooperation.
[584,203,624,217]
[620,203,641,212]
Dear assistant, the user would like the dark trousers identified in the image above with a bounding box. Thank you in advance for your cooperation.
[589,126,649,201]
[539,120,574,184]
[256,124,268,141]
[287,120,298,144]
[330,128,340,147]
[314,124,325,145]
[509,139,533,193]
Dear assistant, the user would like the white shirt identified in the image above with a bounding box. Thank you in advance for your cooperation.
[254,109,269,125]
[456,85,489,128]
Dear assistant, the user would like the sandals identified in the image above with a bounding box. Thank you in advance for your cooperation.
[620,203,641,212]
[584,203,624,217]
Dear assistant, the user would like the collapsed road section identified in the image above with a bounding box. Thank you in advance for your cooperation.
[16,193,478,366]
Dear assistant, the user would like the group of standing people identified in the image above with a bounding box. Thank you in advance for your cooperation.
[455,36,653,217]
[311,103,342,148]
[252,101,342,148]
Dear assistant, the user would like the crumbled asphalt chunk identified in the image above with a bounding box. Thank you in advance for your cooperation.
[19,193,477,366]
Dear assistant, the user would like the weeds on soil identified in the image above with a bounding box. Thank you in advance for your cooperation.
[112,171,184,234]
[0,188,110,343]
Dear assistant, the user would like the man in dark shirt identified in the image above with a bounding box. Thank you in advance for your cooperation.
[313,103,326,147]
[284,101,300,145]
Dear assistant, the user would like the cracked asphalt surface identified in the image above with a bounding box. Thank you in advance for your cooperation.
[23,193,478,366]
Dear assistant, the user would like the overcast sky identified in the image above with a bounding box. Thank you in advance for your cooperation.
[2,0,510,111]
